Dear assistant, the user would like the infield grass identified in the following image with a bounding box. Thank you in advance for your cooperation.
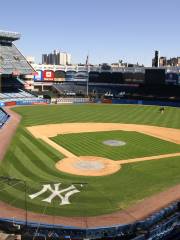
[52,130,180,160]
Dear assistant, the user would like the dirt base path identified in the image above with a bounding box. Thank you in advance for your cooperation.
[27,123,180,176]
[0,107,21,162]
[41,136,77,158]
[27,122,180,144]
[118,152,180,164]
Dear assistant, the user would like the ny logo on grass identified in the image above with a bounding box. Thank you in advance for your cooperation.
[29,183,80,205]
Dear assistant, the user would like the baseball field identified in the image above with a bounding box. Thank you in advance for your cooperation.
[0,104,180,220]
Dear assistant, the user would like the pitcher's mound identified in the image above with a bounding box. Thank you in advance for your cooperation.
[55,156,121,176]
[103,140,126,147]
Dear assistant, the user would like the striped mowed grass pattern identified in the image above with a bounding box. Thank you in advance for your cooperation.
[0,104,179,216]
[14,104,180,128]
[52,131,180,160]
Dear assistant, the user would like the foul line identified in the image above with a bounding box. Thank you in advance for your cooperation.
[119,152,180,165]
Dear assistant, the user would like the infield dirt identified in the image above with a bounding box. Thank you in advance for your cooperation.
[27,123,180,176]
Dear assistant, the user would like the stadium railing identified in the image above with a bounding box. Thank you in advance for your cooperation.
[0,201,179,239]
[0,108,9,128]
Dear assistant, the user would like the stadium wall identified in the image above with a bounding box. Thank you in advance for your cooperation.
[98,99,180,107]
[0,202,179,239]
[0,99,49,107]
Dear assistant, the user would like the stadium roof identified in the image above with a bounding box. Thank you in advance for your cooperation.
[0,30,21,42]
[0,30,34,75]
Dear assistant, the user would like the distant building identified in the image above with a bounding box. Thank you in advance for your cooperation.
[168,57,180,67]
[66,53,71,65]
[42,54,48,64]
[42,50,71,65]
[152,50,159,67]
[59,52,67,65]
[159,57,167,67]
[159,56,180,67]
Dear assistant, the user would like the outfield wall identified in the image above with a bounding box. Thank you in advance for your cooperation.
[98,99,180,107]
[1,98,180,107]
[0,99,49,107]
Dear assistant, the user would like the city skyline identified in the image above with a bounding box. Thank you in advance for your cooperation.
[42,50,71,65]
[1,0,180,66]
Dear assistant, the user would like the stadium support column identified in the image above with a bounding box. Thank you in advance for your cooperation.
[86,75,89,96]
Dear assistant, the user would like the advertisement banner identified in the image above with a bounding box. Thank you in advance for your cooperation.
[43,70,54,81]
[34,70,43,81]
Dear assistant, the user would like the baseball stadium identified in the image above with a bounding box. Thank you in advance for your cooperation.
[0,31,180,240]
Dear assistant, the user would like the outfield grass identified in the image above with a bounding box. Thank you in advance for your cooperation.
[0,104,179,217]
[14,104,180,128]
[52,131,180,160]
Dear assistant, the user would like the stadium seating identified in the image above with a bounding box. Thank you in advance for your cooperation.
[53,83,86,95]
[0,108,9,128]
[0,90,45,106]
[0,90,35,99]
[0,42,33,75]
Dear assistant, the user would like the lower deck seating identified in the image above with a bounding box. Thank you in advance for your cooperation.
[0,90,43,105]
[0,109,9,128]
[0,90,35,100]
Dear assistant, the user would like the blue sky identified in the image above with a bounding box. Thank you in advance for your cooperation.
[1,0,180,66]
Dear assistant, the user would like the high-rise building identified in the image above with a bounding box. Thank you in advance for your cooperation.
[59,52,67,65]
[66,53,71,65]
[48,53,54,65]
[152,50,159,67]
[42,54,48,64]
[42,50,71,65]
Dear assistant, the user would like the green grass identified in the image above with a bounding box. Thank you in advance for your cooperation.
[0,104,179,217]
[13,104,180,128]
[52,131,180,160]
